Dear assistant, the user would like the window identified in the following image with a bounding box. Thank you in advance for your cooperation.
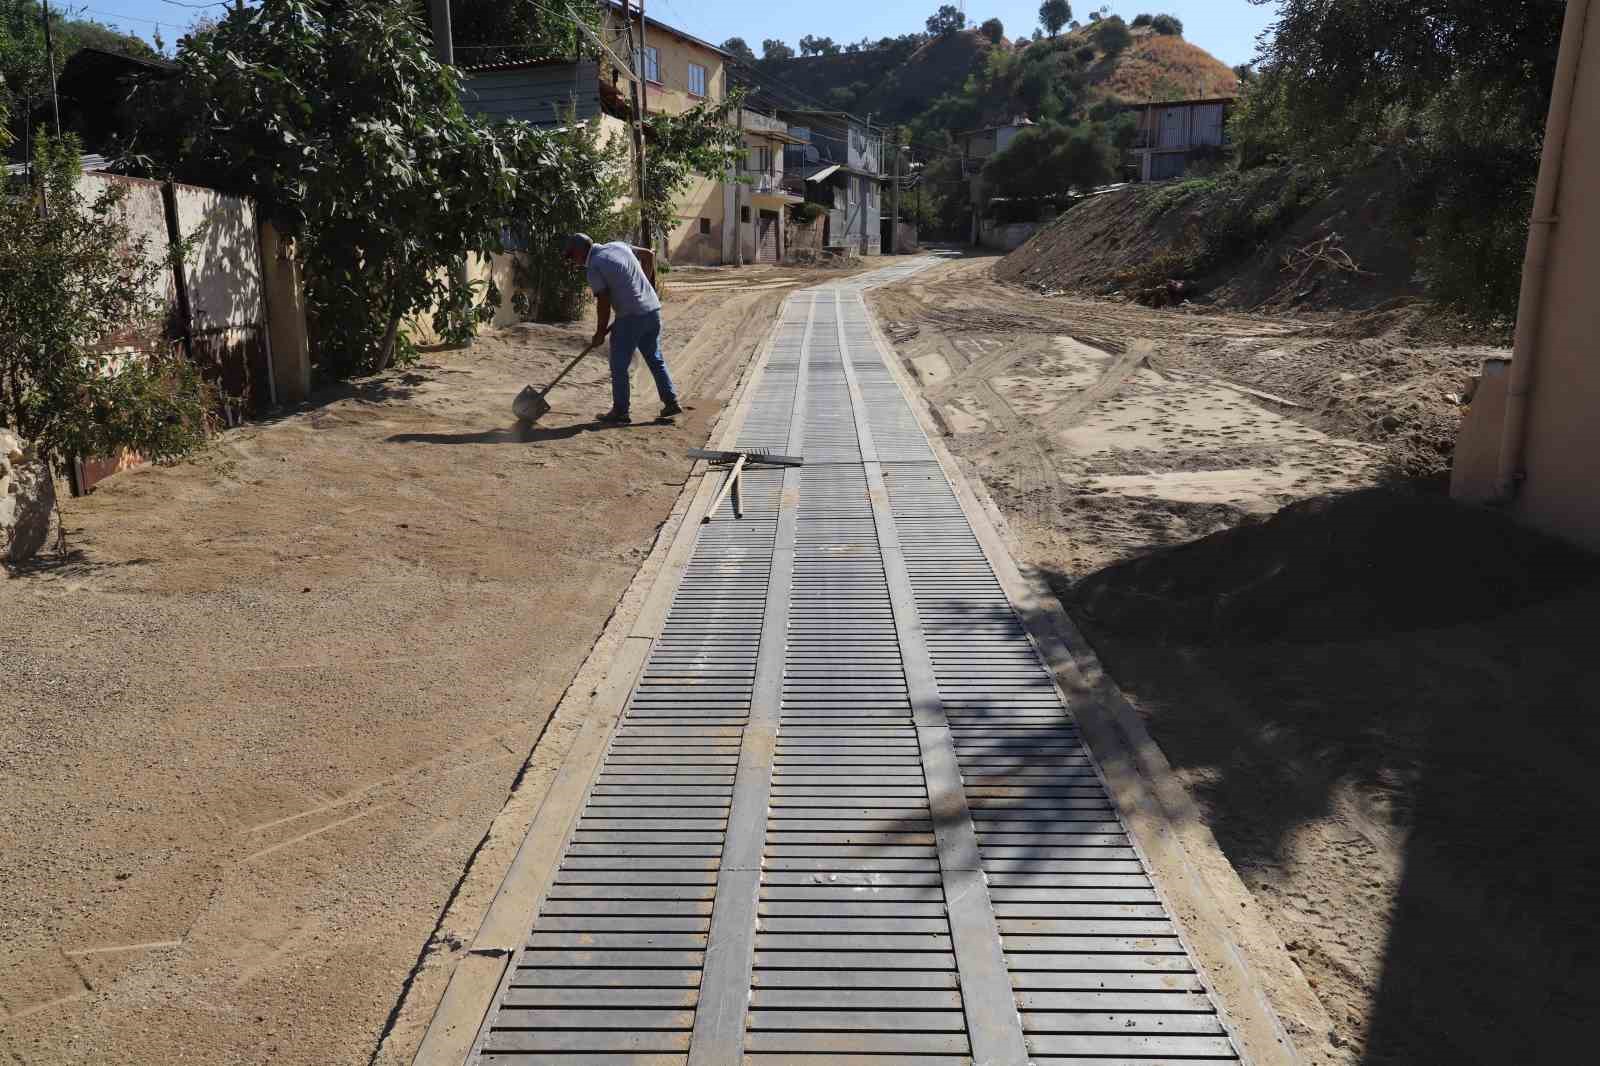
[688,62,707,97]
[741,206,751,223]
[699,217,712,235]
[634,46,659,83]
[746,146,772,174]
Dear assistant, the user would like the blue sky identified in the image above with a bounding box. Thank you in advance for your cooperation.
[74,0,1277,68]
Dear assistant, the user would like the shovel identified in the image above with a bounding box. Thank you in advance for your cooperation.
[512,326,611,423]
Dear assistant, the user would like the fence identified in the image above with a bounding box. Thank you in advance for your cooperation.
[69,174,308,492]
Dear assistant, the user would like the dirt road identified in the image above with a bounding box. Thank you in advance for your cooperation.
[867,257,1600,1063]
[872,257,1493,578]
[0,267,836,1065]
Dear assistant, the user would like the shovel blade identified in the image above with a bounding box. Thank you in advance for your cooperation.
[512,385,551,423]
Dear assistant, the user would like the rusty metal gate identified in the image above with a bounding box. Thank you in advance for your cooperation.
[469,266,1243,1064]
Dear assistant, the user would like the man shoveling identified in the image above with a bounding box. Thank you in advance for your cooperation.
[563,233,682,425]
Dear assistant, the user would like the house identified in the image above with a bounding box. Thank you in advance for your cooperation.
[779,110,885,257]
[14,48,178,161]
[960,118,1036,245]
[459,6,737,265]
[598,2,734,264]
[961,118,1035,175]
[1129,97,1233,181]
[733,110,806,262]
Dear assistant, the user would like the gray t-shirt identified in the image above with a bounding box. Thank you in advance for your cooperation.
[586,241,661,318]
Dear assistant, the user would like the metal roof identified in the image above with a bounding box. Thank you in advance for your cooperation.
[5,154,111,177]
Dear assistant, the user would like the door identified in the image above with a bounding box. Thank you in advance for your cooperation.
[757,210,780,263]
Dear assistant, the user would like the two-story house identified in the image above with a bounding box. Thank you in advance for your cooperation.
[780,110,885,257]
[597,1,734,264]
[735,110,806,262]
[1130,97,1233,181]
[459,5,738,265]
[961,118,1035,244]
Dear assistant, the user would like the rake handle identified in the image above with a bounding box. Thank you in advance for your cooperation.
[702,454,748,524]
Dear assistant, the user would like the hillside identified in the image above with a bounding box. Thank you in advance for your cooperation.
[995,162,1424,315]
[764,23,1237,128]
[1098,30,1239,102]
[767,30,991,125]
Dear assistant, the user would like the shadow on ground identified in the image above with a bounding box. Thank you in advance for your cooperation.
[1055,485,1600,1065]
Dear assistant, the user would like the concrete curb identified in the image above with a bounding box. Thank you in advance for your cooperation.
[859,274,1335,1066]
[401,297,794,1066]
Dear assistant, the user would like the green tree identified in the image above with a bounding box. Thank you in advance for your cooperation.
[2,0,157,144]
[0,138,209,466]
[1038,0,1071,39]
[980,18,1005,45]
[720,36,757,64]
[760,38,794,63]
[1131,14,1154,27]
[449,0,589,67]
[151,0,632,372]
[640,96,749,251]
[1240,0,1567,321]
[1093,17,1133,56]
[983,120,1114,199]
[799,35,841,56]
[926,5,967,37]
[1150,13,1183,36]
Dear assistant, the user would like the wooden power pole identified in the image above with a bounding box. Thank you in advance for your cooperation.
[890,128,902,255]
[623,0,649,248]
[40,0,61,138]
[428,0,453,64]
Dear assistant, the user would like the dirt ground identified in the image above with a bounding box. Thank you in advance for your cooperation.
[0,265,831,1065]
[870,258,1599,1063]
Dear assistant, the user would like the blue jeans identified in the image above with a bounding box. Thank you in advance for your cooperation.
[608,309,677,416]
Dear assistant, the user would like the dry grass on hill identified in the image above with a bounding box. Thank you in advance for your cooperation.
[1100,32,1240,102]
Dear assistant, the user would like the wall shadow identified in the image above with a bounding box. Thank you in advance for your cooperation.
[1047,487,1600,1064]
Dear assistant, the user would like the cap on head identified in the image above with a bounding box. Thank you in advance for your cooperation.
[562,232,594,261]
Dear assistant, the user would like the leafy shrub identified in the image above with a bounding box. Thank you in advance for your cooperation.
[0,139,210,465]
[1150,14,1183,36]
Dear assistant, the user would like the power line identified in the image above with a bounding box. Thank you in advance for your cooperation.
[79,6,170,25]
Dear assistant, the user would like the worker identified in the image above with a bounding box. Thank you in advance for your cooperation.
[562,233,682,425]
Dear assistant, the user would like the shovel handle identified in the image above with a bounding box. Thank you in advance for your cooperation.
[540,325,612,398]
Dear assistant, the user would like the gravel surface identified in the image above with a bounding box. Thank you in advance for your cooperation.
[0,270,816,1064]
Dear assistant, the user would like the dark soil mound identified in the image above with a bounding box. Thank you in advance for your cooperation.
[1072,488,1600,646]
[999,161,1423,315]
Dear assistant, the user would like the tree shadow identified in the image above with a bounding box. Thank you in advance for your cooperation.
[3,548,152,580]
[1051,487,1600,1064]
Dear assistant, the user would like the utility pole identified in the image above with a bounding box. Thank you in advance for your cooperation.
[637,0,650,123]
[890,127,902,255]
[40,0,61,138]
[428,0,453,64]
[734,110,745,267]
[622,0,649,248]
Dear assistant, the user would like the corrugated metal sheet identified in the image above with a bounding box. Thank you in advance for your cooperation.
[462,60,601,127]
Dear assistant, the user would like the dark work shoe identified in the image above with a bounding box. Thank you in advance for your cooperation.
[660,400,684,419]
[596,409,632,425]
